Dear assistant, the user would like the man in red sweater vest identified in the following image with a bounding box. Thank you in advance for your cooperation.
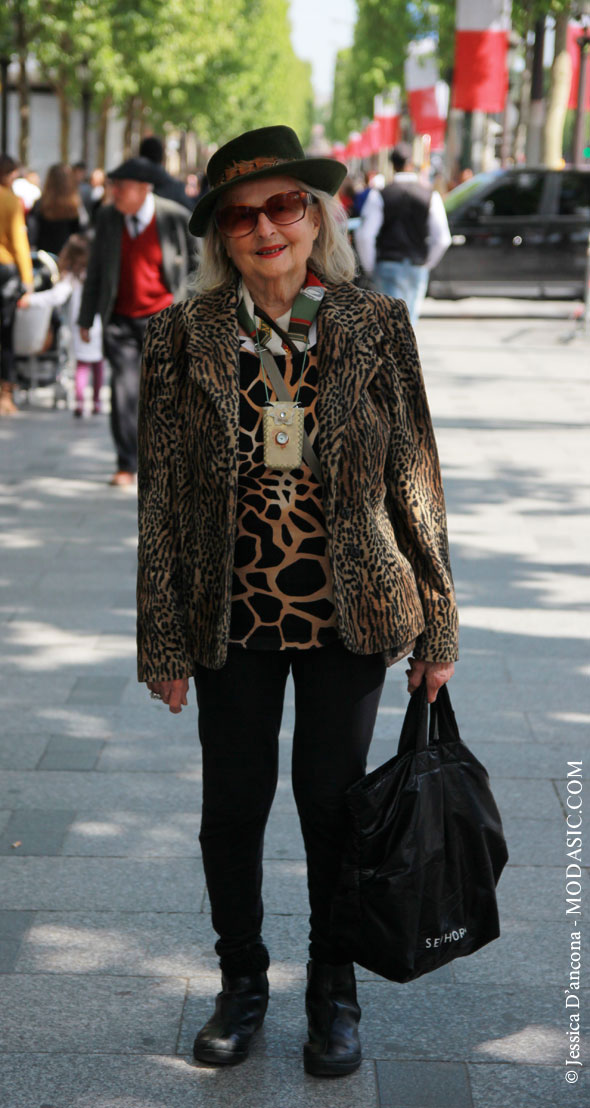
[79,157,196,485]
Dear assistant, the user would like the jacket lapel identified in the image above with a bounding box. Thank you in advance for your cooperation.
[155,198,173,289]
[179,280,382,489]
[316,285,383,493]
[182,283,241,463]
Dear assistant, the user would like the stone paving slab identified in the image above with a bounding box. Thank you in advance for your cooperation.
[450,919,576,985]
[0,770,203,811]
[37,736,105,770]
[60,810,202,857]
[0,733,58,770]
[375,1059,473,1108]
[0,910,35,973]
[495,866,564,921]
[0,808,77,855]
[498,815,564,866]
[13,911,216,979]
[361,983,590,1065]
[0,857,205,912]
[0,1053,380,1108]
[0,974,186,1055]
[466,1062,583,1108]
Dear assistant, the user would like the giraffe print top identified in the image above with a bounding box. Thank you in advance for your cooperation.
[228,344,339,650]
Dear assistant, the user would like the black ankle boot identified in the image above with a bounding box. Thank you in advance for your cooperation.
[193,971,269,1066]
[303,960,361,1077]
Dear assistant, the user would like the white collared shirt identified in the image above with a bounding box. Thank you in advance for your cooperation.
[125,191,155,237]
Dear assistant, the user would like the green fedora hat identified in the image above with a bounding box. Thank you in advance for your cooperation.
[189,125,347,237]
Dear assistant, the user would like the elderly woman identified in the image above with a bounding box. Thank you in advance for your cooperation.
[137,126,458,1077]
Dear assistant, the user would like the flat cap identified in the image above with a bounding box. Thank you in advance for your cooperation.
[107,156,165,184]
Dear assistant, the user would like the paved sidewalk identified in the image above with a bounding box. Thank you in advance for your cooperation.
[1,304,589,1108]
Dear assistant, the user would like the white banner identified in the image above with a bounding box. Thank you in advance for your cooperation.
[405,38,439,92]
[456,0,511,32]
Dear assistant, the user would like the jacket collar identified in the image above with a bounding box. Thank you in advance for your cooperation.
[181,280,383,490]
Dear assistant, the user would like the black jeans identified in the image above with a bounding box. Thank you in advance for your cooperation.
[194,641,386,969]
[103,313,150,473]
[0,264,23,384]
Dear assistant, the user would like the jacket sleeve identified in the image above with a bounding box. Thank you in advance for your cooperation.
[380,298,458,663]
[77,208,106,329]
[136,307,193,682]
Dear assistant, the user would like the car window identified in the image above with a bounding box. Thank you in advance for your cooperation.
[445,173,497,214]
[477,173,545,217]
[558,173,590,217]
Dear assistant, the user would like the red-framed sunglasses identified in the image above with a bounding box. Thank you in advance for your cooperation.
[214,189,315,238]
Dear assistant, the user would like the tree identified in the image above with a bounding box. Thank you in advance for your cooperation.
[328,0,455,142]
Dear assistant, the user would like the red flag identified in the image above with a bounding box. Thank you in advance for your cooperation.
[376,113,400,148]
[452,0,511,114]
[567,23,590,110]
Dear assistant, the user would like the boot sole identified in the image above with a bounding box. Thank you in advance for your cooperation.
[303,1046,362,1077]
[193,1020,265,1067]
[193,1043,249,1066]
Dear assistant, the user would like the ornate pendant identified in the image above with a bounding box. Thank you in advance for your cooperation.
[263,401,304,470]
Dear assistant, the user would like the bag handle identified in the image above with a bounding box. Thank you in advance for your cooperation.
[397,680,460,758]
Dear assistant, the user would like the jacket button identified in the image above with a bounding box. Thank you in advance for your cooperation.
[340,504,352,519]
[344,543,362,560]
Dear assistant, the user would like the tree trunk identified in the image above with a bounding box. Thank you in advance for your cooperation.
[96,95,111,169]
[15,1,30,164]
[17,53,29,165]
[123,96,137,157]
[525,17,545,165]
[57,84,70,162]
[544,12,573,167]
[515,27,534,163]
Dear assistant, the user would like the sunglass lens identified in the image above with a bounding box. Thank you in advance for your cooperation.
[216,206,255,236]
[266,192,306,223]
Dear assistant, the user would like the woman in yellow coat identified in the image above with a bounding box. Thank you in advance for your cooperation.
[0,154,34,415]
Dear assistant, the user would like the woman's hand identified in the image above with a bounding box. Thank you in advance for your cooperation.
[406,658,455,703]
[147,678,189,714]
[79,327,91,344]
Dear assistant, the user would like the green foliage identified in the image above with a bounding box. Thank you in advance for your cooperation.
[328,0,457,143]
[1,0,314,147]
[327,0,579,144]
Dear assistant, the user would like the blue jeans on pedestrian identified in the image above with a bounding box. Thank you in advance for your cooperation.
[376,259,429,327]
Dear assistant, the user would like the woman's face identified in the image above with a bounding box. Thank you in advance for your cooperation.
[218,174,321,291]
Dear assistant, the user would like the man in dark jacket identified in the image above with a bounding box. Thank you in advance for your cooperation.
[355,143,450,325]
[139,135,194,211]
[78,156,196,485]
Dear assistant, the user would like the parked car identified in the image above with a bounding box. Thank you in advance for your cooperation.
[428,167,590,299]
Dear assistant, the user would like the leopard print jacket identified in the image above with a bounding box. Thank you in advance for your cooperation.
[137,280,458,679]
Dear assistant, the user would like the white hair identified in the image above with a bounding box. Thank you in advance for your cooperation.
[192,181,357,294]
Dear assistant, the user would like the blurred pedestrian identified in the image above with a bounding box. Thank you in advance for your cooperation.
[0,154,34,415]
[12,166,42,213]
[72,161,94,219]
[78,156,196,485]
[139,135,194,211]
[137,125,458,1075]
[355,142,451,325]
[21,233,104,416]
[28,164,89,255]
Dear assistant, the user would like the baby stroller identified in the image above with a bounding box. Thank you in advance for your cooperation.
[13,251,72,407]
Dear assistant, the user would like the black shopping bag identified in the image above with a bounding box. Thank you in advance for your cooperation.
[331,682,508,982]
